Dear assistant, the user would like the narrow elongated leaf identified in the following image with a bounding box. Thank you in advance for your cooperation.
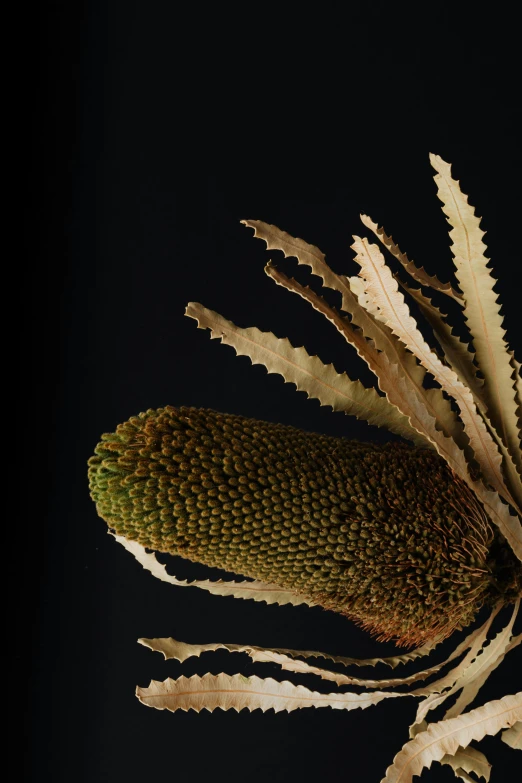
[139,636,466,690]
[382,692,522,783]
[399,283,522,510]
[412,606,501,726]
[502,721,522,749]
[112,534,316,608]
[430,154,522,480]
[444,602,520,720]
[399,281,484,407]
[243,219,464,447]
[136,673,403,714]
[185,301,420,441]
[360,213,463,302]
[351,235,514,510]
[509,351,522,436]
[265,263,427,446]
[446,634,522,718]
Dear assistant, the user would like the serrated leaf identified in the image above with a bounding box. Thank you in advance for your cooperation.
[412,605,502,727]
[399,283,522,512]
[382,692,522,783]
[265,262,427,446]
[140,632,449,674]
[360,213,463,302]
[111,533,316,608]
[243,219,464,448]
[136,672,403,714]
[443,601,520,720]
[139,636,463,690]
[351,234,515,512]
[399,280,484,407]
[508,350,522,438]
[501,721,522,749]
[185,301,421,441]
[430,154,522,483]
[439,744,491,782]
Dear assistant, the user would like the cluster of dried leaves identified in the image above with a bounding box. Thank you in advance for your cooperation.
[110,155,521,781]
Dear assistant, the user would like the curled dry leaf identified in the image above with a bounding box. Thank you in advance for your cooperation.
[359,213,463,302]
[501,721,521,750]
[382,692,522,783]
[139,636,460,690]
[111,533,317,608]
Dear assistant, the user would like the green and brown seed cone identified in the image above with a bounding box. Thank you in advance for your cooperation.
[88,406,520,647]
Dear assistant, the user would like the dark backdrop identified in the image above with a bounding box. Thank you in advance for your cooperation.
[30,5,521,782]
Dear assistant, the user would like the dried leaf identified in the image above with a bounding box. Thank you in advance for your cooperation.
[382,692,522,783]
[412,605,502,726]
[399,281,484,408]
[265,262,427,446]
[111,534,316,608]
[244,219,464,448]
[501,721,522,749]
[508,350,522,437]
[444,602,520,720]
[360,213,463,302]
[185,301,420,440]
[402,281,522,512]
[136,672,403,714]
[140,631,448,671]
[439,744,491,782]
[351,234,513,510]
[430,154,522,483]
[139,636,460,690]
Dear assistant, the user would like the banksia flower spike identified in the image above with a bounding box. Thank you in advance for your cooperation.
[89,406,518,648]
[89,155,522,782]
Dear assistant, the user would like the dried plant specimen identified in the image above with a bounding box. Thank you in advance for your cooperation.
[88,155,522,782]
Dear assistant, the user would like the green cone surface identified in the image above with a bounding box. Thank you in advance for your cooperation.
[88,406,517,647]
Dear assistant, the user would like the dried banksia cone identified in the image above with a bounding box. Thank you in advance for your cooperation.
[88,406,520,647]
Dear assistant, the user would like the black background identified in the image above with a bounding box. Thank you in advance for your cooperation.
[30,4,521,782]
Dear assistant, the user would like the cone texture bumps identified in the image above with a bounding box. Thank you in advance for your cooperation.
[89,406,507,646]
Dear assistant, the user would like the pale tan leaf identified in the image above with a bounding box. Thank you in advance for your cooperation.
[139,636,460,690]
[502,721,522,749]
[139,635,446,671]
[111,533,316,608]
[265,263,427,446]
[430,154,522,482]
[185,301,420,439]
[402,282,522,512]
[412,605,502,726]
[360,213,463,302]
[351,235,515,511]
[440,744,491,782]
[508,350,522,437]
[446,769,478,783]
[400,281,483,406]
[410,722,491,780]
[244,219,464,449]
[382,692,522,783]
[256,634,445,670]
[136,672,403,714]
[444,602,520,720]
